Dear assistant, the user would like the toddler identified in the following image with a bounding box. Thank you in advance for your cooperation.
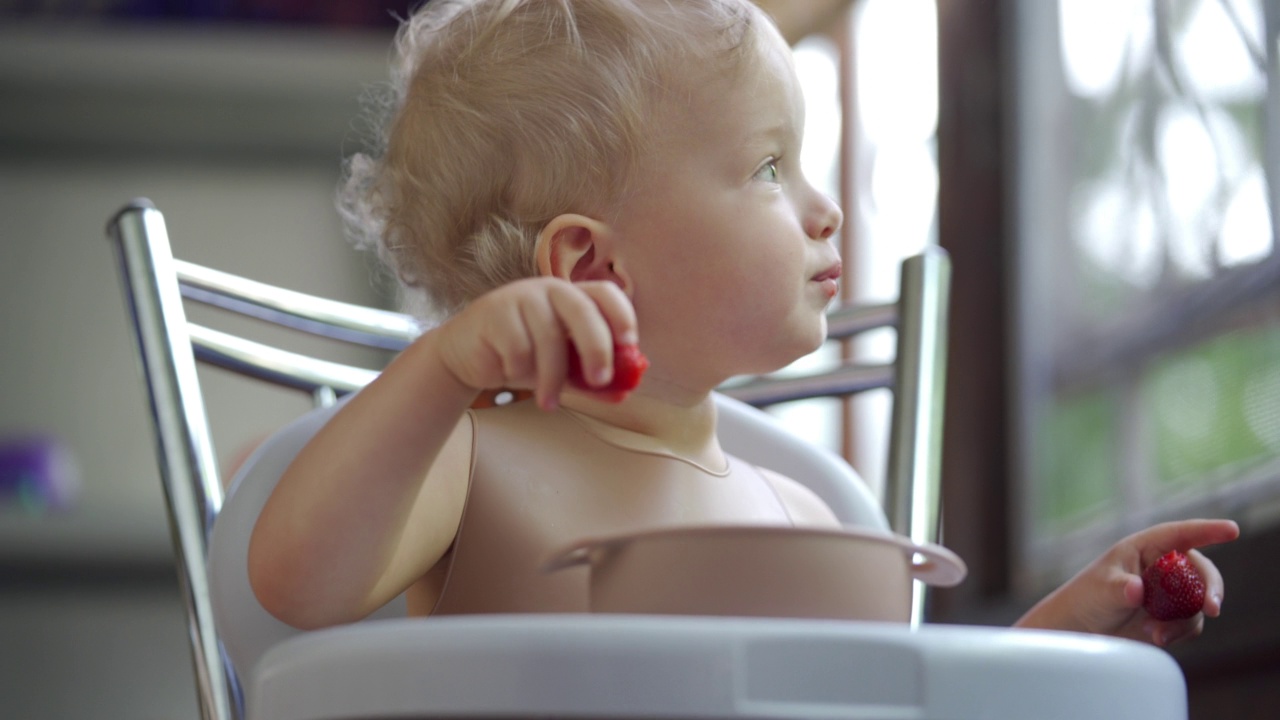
[248,0,1237,648]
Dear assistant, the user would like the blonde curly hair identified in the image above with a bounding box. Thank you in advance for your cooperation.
[338,0,759,323]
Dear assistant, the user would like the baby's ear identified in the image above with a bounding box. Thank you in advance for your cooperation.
[535,213,626,287]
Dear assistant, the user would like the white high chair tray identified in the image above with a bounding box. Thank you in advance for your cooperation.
[247,615,1186,720]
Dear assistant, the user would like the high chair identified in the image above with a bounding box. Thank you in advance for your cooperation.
[108,198,1189,720]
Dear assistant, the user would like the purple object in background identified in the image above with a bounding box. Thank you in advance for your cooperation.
[0,436,80,513]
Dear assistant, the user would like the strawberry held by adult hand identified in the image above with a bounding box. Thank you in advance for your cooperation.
[567,342,649,401]
[1143,550,1207,622]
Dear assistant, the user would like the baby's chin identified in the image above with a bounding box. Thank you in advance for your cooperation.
[779,332,830,367]
[742,343,827,379]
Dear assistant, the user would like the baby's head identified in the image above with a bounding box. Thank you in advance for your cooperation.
[340,0,767,322]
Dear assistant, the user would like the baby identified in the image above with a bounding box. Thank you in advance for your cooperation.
[248,0,1237,647]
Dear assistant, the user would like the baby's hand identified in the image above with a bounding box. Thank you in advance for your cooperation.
[434,278,638,410]
[566,342,649,402]
[1017,519,1239,647]
[1142,549,1205,622]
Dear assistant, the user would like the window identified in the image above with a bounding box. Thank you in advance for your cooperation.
[1012,0,1279,594]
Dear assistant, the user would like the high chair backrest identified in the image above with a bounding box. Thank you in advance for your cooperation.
[107,198,950,720]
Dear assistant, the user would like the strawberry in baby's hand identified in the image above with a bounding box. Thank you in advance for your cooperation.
[1142,550,1206,621]
[566,342,649,401]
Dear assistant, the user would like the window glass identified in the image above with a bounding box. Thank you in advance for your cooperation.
[1015,0,1278,591]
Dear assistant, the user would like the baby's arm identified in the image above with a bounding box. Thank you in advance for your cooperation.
[248,277,635,629]
[1014,519,1239,646]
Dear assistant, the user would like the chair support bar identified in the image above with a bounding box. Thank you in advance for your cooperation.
[106,200,239,720]
[884,247,952,626]
[721,364,894,407]
[178,255,892,354]
[175,259,419,351]
[826,301,898,340]
[189,324,378,397]
[106,193,952,717]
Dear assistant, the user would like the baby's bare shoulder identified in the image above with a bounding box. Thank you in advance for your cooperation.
[757,467,842,529]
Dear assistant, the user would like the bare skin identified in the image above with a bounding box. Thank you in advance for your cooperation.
[248,14,846,631]
[248,3,1240,648]
[1017,519,1239,647]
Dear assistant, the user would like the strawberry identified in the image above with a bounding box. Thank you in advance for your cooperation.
[1142,550,1206,621]
[566,342,649,400]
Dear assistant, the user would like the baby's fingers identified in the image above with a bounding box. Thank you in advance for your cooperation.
[519,291,574,410]
[1140,546,1227,646]
[1134,519,1240,562]
[576,280,637,345]
[1188,548,1226,617]
[531,334,569,411]
[1143,614,1206,647]
[1135,519,1237,617]
[549,284,619,390]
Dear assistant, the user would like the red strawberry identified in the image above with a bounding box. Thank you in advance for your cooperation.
[1142,550,1206,621]
[567,342,649,400]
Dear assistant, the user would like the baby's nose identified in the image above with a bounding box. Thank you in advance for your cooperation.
[807,194,843,241]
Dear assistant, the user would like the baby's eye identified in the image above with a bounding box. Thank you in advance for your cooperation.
[754,159,780,183]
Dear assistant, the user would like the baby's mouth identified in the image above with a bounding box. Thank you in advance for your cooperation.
[811,261,842,283]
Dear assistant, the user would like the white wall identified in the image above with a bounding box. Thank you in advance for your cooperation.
[0,160,394,560]
[0,23,394,718]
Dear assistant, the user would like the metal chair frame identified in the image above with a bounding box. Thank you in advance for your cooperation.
[107,197,951,720]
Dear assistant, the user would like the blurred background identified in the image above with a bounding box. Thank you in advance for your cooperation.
[0,0,1276,718]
